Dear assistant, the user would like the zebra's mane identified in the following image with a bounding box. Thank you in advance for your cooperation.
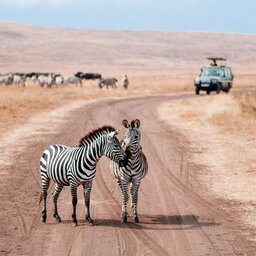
[79,126,115,147]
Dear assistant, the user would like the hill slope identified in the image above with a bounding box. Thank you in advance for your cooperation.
[0,21,256,74]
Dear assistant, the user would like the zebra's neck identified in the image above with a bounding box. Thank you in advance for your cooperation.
[82,136,106,165]
[127,146,141,159]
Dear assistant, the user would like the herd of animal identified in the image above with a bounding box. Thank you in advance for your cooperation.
[0,71,129,89]
[40,119,147,226]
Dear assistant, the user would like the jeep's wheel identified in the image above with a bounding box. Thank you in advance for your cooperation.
[195,87,200,95]
[207,90,210,95]
[216,84,221,94]
[225,86,231,93]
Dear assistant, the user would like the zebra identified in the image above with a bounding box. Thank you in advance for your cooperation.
[110,119,148,223]
[0,73,13,86]
[36,73,56,87]
[121,75,129,90]
[98,78,118,89]
[39,126,127,226]
[64,76,82,87]
[54,74,64,86]
[13,73,26,87]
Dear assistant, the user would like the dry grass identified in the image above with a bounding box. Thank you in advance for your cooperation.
[235,91,256,114]
[209,92,256,136]
[1,74,255,136]
[0,84,107,134]
[0,74,187,134]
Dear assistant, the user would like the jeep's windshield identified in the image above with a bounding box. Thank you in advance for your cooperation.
[201,69,222,77]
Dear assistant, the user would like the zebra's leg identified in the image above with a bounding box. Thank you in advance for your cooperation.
[70,185,78,226]
[118,180,129,223]
[52,183,63,223]
[83,181,94,225]
[41,176,50,223]
[130,180,141,224]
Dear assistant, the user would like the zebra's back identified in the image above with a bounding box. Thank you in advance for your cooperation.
[40,144,78,186]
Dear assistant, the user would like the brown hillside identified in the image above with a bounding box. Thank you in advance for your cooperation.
[0,21,256,77]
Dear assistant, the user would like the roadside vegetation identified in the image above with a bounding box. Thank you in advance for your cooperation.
[236,91,256,115]
[209,91,256,136]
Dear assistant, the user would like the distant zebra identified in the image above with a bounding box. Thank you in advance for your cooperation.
[54,75,64,86]
[36,74,56,87]
[110,119,148,223]
[64,76,82,87]
[121,75,129,90]
[98,78,118,89]
[13,73,26,87]
[0,73,13,86]
[40,126,127,226]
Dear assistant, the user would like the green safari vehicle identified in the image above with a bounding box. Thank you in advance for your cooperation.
[194,57,234,95]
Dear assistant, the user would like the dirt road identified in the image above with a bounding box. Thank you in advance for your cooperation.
[1,94,255,255]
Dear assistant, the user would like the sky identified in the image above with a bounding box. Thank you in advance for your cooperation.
[0,0,255,34]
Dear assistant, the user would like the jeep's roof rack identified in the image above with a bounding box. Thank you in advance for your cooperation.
[207,57,226,66]
[207,57,227,61]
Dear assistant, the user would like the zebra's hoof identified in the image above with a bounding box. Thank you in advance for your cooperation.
[41,216,47,223]
[53,215,62,223]
[134,217,139,224]
[121,216,127,223]
[72,221,78,227]
[86,217,94,225]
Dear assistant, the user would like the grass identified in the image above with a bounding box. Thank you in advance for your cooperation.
[209,91,256,136]
[0,85,101,134]
[0,73,189,134]
[235,91,256,115]
[0,72,255,135]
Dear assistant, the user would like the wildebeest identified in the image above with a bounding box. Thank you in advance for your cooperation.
[98,78,118,89]
[75,72,102,80]
[83,73,102,80]
[121,75,129,90]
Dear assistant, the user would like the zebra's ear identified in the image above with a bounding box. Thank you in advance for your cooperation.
[115,128,120,135]
[122,119,130,128]
[134,119,140,129]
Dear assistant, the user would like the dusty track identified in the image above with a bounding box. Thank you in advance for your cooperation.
[0,94,255,255]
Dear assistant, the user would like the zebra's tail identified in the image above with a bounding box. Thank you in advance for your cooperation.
[39,194,43,205]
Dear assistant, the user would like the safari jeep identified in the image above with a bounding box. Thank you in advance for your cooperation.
[194,57,234,95]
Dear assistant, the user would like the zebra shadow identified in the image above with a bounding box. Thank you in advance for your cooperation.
[92,214,219,231]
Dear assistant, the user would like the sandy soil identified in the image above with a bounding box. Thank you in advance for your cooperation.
[0,93,255,255]
[158,92,256,241]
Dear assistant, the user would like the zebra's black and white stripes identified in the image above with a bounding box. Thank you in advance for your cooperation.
[110,119,148,223]
[40,126,126,226]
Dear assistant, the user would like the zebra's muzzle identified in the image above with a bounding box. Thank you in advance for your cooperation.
[119,159,126,167]
[119,146,131,167]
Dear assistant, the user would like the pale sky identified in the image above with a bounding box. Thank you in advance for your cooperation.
[0,0,255,34]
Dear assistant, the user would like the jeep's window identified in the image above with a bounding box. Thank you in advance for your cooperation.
[202,69,221,76]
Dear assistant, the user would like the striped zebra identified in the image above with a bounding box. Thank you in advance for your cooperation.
[110,119,148,223]
[40,126,127,226]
